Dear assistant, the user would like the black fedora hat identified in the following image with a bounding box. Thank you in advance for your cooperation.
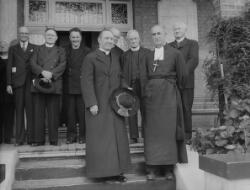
[110,88,140,117]
[33,78,55,94]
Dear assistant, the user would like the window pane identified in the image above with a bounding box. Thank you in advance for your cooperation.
[55,1,103,25]
[111,3,128,24]
[28,0,47,23]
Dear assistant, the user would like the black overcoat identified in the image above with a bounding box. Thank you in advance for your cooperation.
[81,49,131,178]
[30,45,66,94]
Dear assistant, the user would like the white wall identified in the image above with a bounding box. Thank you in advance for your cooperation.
[157,0,198,43]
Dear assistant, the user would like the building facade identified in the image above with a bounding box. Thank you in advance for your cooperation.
[0,0,249,112]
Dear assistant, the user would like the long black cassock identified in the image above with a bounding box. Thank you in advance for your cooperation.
[144,44,188,165]
[81,49,131,178]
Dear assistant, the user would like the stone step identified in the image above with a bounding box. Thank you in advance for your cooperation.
[13,174,175,190]
[15,156,146,181]
[16,143,144,158]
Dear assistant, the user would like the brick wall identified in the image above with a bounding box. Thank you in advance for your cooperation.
[133,0,158,49]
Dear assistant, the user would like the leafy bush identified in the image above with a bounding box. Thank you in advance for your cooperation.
[192,12,250,154]
[192,98,250,154]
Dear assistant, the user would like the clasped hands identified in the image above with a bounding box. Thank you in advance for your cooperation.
[41,70,53,83]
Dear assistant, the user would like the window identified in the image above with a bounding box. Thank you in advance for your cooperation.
[25,0,133,31]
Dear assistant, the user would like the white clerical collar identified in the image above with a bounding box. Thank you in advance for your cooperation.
[45,43,55,48]
[131,46,140,52]
[99,48,110,55]
[154,46,164,61]
[176,37,185,43]
[20,41,28,49]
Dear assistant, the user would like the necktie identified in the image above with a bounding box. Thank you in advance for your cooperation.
[22,43,26,51]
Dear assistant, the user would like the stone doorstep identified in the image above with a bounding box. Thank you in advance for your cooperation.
[17,143,144,159]
[13,174,174,190]
[199,153,250,180]
[15,155,146,181]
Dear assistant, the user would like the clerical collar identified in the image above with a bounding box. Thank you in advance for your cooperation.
[154,46,164,61]
[176,37,185,43]
[99,48,110,55]
[20,41,28,49]
[131,46,140,52]
[45,43,55,48]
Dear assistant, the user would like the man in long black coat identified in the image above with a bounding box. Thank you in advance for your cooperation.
[81,29,130,182]
[0,41,14,144]
[170,22,199,140]
[63,27,90,144]
[30,28,66,146]
[121,30,150,143]
[144,25,187,181]
[6,26,36,145]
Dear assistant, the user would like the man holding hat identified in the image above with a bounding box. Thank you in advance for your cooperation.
[6,26,36,145]
[121,29,150,143]
[30,28,66,146]
[81,29,130,182]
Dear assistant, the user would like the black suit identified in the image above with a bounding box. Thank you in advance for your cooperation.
[170,38,199,139]
[31,45,66,144]
[7,43,36,144]
[63,45,90,141]
[0,57,14,143]
[121,47,150,139]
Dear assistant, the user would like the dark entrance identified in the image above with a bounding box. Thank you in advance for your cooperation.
[56,31,99,49]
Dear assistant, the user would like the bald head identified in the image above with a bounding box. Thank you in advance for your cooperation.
[151,25,166,48]
[18,26,29,42]
[173,22,187,40]
[110,27,121,45]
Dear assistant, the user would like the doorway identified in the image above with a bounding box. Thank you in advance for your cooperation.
[56,31,99,49]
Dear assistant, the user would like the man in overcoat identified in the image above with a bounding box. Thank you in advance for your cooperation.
[144,25,188,180]
[0,41,14,144]
[81,29,130,182]
[63,27,90,144]
[121,30,150,143]
[6,26,36,145]
[170,22,199,140]
[30,28,66,146]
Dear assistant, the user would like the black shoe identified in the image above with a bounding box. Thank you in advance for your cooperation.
[79,137,86,144]
[31,142,44,146]
[130,138,138,144]
[147,172,156,181]
[50,141,58,146]
[165,171,174,180]
[14,142,23,146]
[66,137,76,144]
[105,175,127,184]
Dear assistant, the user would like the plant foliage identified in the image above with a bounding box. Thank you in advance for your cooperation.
[192,12,250,154]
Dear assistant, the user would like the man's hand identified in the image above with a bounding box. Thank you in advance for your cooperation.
[6,85,13,94]
[90,105,98,115]
[41,70,53,80]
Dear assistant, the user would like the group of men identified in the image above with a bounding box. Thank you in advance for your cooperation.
[0,22,198,182]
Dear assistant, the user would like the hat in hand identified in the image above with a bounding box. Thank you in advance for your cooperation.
[33,78,55,94]
[110,88,140,117]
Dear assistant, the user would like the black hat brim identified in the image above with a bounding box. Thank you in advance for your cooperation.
[110,88,140,117]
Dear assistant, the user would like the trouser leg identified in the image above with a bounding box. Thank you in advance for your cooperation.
[47,94,60,143]
[14,87,25,144]
[76,95,85,140]
[33,93,46,143]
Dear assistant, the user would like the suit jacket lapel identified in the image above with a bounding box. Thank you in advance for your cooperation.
[96,49,109,74]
